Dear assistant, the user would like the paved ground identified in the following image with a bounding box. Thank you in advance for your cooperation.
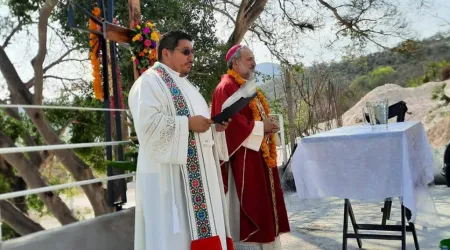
[32,184,450,249]
[280,186,450,249]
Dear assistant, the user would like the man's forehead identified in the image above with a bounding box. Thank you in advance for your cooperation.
[177,39,193,48]
[240,47,254,58]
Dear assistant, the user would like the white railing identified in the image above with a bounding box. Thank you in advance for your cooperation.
[0,104,134,244]
[0,140,131,154]
[0,104,128,112]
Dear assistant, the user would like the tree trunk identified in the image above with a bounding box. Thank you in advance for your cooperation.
[0,130,77,225]
[0,200,45,236]
[284,68,296,152]
[226,0,268,45]
[25,112,112,215]
[0,158,28,213]
[0,47,111,216]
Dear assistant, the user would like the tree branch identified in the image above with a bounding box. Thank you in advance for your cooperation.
[0,128,77,225]
[31,0,59,105]
[1,18,23,49]
[0,47,32,104]
[26,46,84,89]
[0,200,45,236]
[42,75,82,82]
[203,3,236,23]
[317,0,402,49]
[58,116,79,138]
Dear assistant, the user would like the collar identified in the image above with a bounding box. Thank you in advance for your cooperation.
[155,62,188,79]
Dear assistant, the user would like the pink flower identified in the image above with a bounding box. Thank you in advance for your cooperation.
[142,27,150,34]
[139,36,143,41]
[144,39,151,47]
[134,59,139,65]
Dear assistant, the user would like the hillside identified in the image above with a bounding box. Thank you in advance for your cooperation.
[259,33,450,102]
[342,81,450,148]
[329,80,450,148]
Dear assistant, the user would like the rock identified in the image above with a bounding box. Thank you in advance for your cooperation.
[444,81,450,99]
[317,81,450,148]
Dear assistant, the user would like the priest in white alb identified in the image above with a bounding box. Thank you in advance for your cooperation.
[128,30,234,250]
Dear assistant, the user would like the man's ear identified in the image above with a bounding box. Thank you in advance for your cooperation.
[162,48,170,59]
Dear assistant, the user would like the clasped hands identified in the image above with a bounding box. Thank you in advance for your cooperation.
[263,116,280,134]
[188,115,231,133]
[188,115,278,134]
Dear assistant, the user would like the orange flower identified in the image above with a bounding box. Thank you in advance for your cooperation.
[89,7,103,100]
[92,7,101,17]
[149,49,157,60]
[227,69,278,168]
[139,52,145,57]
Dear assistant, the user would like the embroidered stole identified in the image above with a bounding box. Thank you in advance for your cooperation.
[152,64,232,250]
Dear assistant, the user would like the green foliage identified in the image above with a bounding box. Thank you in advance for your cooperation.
[6,0,41,24]
[431,83,450,104]
[44,94,107,173]
[407,60,450,87]
[368,66,396,87]
[26,194,47,216]
[349,66,396,94]
[109,0,226,103]
[0,174,11,193]
[391,39,424,60]
[2,223,20,241]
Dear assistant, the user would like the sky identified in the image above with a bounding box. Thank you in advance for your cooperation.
[0,0,449,101]
[214,0,450,66]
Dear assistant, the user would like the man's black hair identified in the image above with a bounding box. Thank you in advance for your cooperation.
[157,30,192,62]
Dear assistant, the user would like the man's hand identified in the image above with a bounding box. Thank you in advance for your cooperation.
[189,115,213,133]
[215,118,232,132]
[263,117,280,134]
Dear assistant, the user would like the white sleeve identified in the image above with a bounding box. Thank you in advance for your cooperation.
[212,127,229,161]
[242,121,264,151]
[128,73,189,165]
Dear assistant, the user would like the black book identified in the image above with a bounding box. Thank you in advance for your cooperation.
[212,92,257,124]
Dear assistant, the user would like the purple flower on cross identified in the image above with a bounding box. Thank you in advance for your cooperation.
[151,41,157,48]
[142,27,151,35]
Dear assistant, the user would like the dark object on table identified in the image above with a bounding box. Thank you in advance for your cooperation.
[279,143,298,194]
[212,92,257,124]
[364,100,408,124]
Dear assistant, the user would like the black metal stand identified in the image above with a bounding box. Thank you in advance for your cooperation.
[342,199,419,250]
[68,0,128,210]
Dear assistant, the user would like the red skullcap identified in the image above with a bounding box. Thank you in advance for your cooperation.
[225,45,242,62]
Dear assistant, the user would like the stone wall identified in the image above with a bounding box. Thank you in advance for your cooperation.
[1,208,134,250]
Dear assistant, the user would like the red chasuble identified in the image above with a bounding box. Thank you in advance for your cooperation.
[211,74,290,244]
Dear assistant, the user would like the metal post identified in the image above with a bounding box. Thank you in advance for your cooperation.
[271,114,287,165]
[0,205,2,248]
[107,0,127,208]
[98,0,114,208]
[277,114,287,165]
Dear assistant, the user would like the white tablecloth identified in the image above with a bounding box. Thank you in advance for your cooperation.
[291,121,440,226]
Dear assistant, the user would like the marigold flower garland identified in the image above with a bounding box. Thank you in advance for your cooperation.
[89,7,102,100]
[227,69,278,168]
[130,21,160,75]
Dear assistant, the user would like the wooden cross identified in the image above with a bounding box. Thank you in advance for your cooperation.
[104,0,140,44]
[68,0,142,79]
[67,0,143,208]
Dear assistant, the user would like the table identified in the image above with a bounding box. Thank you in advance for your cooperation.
[291,121,440,249]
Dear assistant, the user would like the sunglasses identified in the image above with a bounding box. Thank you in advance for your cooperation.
[173,48,195,56]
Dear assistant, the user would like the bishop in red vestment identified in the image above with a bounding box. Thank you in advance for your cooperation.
[211,45,290,249]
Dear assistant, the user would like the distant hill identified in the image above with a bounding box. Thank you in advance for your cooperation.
[258,33,450,102]
[256,62,281,83]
